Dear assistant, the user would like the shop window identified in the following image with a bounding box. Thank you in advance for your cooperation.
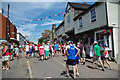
[95,30,112,50]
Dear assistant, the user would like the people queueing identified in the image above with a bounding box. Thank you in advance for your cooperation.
[92,41,105,71]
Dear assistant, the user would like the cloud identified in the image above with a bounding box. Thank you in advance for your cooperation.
[2,0,98,2]
[41,19,63,26]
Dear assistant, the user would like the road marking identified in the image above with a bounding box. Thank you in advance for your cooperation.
[27,61,33,78]
[46,77,52,78]
[53,59,66,67]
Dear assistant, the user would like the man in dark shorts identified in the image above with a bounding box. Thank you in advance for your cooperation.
[65,41,80,78]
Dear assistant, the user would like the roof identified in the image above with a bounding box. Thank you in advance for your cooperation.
[73,2,103,21]
[68,2,91,10]
[55,21,64,31]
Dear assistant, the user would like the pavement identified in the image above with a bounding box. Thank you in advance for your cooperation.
[2,52,29,78]
[1,52,119,79]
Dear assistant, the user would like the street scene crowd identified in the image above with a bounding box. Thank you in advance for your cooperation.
[1,40,113,78]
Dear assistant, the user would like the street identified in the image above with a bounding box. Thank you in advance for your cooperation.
[2,52,118,79]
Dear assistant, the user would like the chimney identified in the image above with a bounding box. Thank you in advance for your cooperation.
[84,2,87,5]
[52,24,56,29]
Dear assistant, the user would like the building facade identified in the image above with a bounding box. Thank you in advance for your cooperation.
[17,33,27,45]
[73,2,119,62]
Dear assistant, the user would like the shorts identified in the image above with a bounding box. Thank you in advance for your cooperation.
[93,56,101,62]
[2,56,9,61]
[35,50,38,52]
[49,50,52,53]
[101,56,108,60]
[76,60,79,64]
[26,51,29,54]
[66,59,76,66]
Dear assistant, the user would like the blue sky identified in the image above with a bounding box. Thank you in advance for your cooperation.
[2,0,96,44]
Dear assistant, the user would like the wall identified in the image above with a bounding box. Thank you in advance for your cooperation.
[107,2,119,62]
[107,2,119,28]
[75,3,107,34]
[64,5,75,33]
[0,13,2,39]
[1,14,7,40]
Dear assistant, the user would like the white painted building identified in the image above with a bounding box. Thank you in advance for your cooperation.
[17,33,27,46]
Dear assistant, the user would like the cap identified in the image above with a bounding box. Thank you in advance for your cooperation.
[104,45,107,47]
[69,40,73,44]
[94,41,98,44]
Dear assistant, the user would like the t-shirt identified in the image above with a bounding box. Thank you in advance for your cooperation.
[26,45,29,51]
[94,45,101,56]
[44,45,49,51]
[54,44,58,50]
[67,45,76,60]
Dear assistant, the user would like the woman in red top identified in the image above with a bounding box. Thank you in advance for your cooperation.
[2,42,10,71]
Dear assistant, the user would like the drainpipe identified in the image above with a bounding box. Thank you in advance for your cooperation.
[105,2,115,61]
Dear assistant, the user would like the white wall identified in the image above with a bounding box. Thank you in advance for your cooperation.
[75,3,107,34]
[17,33,25,45]
[107,2,119,28]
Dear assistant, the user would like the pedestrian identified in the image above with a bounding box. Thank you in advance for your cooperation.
[74,44,80,77]
[25,44,30,59]
[65,41,80,78]
[92,41,105,71]
[39,44,45,61]
[54,42,58,56]
[10,42,14,60]
[89,42,94,58]
[101,45,112,70]
[44,43,49,60]
[49,43,52,57]
[14,45,19,60]
[31,44,35,58]
[51,46,54,57]
[2,42,10,71]
[79,41,86,65]
[35,44,39,58]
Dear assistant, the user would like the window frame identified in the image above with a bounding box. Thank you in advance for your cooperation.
[90,8,97,23]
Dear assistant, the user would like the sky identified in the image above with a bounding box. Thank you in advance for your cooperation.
[1,0,97,44]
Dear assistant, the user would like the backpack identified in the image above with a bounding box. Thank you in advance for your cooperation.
[32,46,34,51]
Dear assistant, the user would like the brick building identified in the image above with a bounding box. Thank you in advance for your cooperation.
[0,13,17,42]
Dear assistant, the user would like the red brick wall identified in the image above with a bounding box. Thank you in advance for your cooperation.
[10,22,17,39]
[0,13,8,40]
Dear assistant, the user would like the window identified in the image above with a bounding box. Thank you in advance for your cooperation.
[67,15,70,26]
[79,18,82,28]
[90,8,96,23]
[95,30,112,50]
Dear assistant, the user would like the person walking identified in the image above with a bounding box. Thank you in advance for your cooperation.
[2,42,10,71]
[65,41,80,78]
[35,44,39,58]
[14,45,19,60]
[31,44,35,58]
[89,42,94,58]
[54,42,58,56]
[39,44,45,61]
[92,41,105,71]
[25,44,30,59]
[101,45,112,70]
[44,43,49,60]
